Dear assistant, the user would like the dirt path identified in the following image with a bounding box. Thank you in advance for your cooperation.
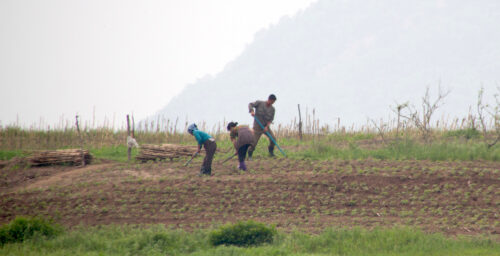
[12,163,115,193]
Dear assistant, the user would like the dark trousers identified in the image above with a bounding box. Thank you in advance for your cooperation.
[238,144,251,162]
[202,139,217,171]
[249,127,276,153]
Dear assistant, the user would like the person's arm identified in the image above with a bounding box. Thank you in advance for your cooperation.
[231,139,238,151]
[264,122,271,132]
[269,107,275,123]
[230,130,238,149]
[230,130,236,143]
[248,101,259,116]
[264,108,275,132]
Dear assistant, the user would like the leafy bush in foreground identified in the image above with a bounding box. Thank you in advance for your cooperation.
[0,216,62,246]
[209,221,276,247]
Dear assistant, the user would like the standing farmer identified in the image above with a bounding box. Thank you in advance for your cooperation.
[188,124,217,176]
[248,94,277,158]
[227,122,254,171]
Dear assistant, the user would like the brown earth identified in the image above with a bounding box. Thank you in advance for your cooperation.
[0,157,499,237]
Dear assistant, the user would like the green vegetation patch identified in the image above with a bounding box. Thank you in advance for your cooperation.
[285,227,500,256]
[209,221,276,247]
[0,216,62,246]
[445,128,481,139]
[0,225,498,255]
[0,150,29,161]
[89,145,138,162]
[291,139,500,161]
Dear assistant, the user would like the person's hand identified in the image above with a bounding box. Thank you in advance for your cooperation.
[250,111,255,117]
[263,126,269,133]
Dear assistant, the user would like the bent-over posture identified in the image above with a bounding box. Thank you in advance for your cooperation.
[188,123,217,176]
[227,122,254,171]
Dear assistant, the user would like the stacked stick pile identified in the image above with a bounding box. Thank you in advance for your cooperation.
[29,149,92,166]
[136,144,198,162]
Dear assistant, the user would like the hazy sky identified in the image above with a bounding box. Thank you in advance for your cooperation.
[0,0,316,128]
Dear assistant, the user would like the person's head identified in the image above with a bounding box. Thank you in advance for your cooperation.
[227,122,238,131]
[187,123,198,135]
[267,94,277,105]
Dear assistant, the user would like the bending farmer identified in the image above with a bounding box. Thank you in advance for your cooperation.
[248,94,277,158]
[188,123,217,176]
[227,122,254,171]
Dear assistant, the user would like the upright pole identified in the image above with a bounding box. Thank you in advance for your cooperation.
[75,115,85,166]
[131,115,135,138]
[297,104,303,141]
[127,114,131,161]
[396,107,401,141]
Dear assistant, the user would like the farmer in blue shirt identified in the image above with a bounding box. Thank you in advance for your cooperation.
[188,124,217,176]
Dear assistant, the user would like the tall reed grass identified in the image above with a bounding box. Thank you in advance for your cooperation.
[1,112,498,162]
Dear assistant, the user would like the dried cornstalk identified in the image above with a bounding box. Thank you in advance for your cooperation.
[136,144,199,162]
[29,149,92,166]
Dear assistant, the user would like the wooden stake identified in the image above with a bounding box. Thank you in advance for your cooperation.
[127,114,131,161]
[75,115,85,166]
[131,115,135,138]
[297,104,303,140]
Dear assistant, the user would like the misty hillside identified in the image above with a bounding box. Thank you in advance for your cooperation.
[154,0,500,128]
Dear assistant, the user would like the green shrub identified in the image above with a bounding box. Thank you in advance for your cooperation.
[208,221,276,247]
[0,216,62,246]
[445,128,480,139]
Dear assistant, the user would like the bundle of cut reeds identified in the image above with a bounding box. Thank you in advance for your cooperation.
[29,149,92,166]
[136,144,198,162]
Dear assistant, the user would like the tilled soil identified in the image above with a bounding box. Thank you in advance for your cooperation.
[0,157,499,236]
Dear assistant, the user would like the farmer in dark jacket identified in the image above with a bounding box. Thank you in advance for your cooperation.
[227,122,254,171]
[248,94,277,158]
[188,123,217,176]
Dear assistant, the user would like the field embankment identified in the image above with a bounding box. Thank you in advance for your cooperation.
[1,156,499,236]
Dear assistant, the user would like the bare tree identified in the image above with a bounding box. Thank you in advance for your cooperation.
[369,118,389,145]
[476,87,488,137]
[396,87,451,142]
[392,101,409,140]
[492,87,500,147]
[478,87,500,148]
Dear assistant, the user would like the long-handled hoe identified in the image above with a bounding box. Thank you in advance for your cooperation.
[220,153,237,165]
[184,152,199,167]
[254,116,287,157]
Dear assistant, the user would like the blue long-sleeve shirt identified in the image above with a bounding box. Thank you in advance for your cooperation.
[193,130,212,146]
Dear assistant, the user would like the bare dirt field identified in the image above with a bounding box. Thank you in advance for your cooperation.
[1,157,499,237]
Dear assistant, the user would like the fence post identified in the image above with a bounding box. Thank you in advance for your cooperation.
[75,115,85,166]
[131,115,135,138]
[127,114,131,161]
[297,104,303,140]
